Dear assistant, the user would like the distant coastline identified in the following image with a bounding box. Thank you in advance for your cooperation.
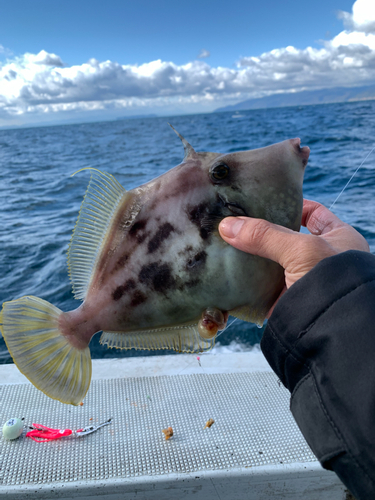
[2,86,375,132]
[116,114,159,120]
[215,84,375,113]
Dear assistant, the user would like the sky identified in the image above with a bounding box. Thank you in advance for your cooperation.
[0,0,374,127]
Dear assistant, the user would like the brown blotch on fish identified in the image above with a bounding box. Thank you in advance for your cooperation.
[188,203,207,225]
[129,220,148,244]
[112,278,137,301]
[130,290,147,307]
[112,254,129,274]
[147,223,175,254]
[178,245,193,256]
[188,203,212,240]
[139,262,176,293]
[112,287,124,301]
[124,278,136,290]
[188,196,225,240]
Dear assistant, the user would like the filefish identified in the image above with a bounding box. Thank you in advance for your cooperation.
[0,126,309,405]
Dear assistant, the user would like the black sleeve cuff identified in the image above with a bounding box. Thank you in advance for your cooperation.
[260,250,375,499]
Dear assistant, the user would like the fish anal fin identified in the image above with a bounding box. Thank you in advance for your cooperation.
[229,304,266,326]
[100,323,215,353]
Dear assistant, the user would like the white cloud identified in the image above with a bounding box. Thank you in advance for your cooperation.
[197,49,210,59]
[238,32,375,91]
[28,50,64,67]
[338,0,375,33]
[0,0,375,124]
[0,55,261,115]
[0,44,13,57]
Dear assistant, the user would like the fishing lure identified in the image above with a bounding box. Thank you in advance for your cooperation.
[2,417,24,440]
[26,418,112,442]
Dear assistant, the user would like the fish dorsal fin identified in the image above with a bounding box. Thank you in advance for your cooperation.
[100,322,215,353]
[68,168,131,300]
[168,123,197,161]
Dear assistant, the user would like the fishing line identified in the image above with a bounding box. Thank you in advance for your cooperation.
[329,145,375,210]
[174,318,239,376]
[174,356,199,376]
[215,317,239,340]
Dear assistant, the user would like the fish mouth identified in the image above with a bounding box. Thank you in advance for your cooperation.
[218,194,247,217]
[290,138,310,167]
[226,202,247,216]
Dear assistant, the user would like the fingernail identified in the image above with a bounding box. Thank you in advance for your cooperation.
[220,218,245,238]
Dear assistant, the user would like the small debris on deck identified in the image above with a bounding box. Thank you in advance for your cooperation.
[162,426,173,440]
[204,418,215,429]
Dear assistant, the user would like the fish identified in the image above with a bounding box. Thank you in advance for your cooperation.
[0,125,309,405]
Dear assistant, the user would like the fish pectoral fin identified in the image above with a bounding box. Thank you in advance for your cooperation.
[0,296,92,405]
[68,168,141,301]
[100,323,215,353]
[229,304,266,326]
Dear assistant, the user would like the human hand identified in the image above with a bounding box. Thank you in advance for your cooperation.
[219,199,370,314]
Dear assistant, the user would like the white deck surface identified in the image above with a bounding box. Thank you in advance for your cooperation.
[0,351,347,500]
[0,349,272,384]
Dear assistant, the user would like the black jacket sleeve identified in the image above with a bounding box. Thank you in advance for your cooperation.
[260,250,375,500]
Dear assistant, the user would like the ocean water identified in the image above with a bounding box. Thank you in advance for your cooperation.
[1,100,375,364]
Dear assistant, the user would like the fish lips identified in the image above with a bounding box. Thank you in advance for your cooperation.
[290,138,310,167]
[226,203,247,216]
[218,194,248,217]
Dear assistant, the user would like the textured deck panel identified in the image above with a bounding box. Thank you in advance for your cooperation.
[0,372,316,487]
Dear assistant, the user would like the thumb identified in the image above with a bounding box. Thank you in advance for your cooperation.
[219,216,306,269]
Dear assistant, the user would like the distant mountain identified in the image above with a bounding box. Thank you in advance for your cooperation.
[116,114,158,120]
[215,85,375,113]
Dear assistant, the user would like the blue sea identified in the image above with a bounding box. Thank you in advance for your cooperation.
[1,101,375,364]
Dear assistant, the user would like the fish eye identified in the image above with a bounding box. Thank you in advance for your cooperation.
[211,163,229,181]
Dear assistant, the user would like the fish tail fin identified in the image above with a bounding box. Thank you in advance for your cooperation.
[0,296,92,405]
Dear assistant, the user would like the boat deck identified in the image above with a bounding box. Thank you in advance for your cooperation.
[0,351,347,499]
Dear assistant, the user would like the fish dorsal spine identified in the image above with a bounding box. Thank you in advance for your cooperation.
[68,168,136,300]
[168,123,197,161]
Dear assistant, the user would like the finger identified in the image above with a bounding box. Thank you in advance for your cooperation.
[219,216,304,268]
[302,199,346,235]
